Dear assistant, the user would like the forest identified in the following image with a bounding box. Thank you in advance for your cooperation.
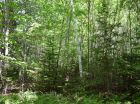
[0,0,140,104]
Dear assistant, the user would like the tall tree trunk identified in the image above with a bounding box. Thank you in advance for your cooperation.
[70,0,83,78]
[87,0,91,71]
[1,0,10,94]
[4,0,9,56]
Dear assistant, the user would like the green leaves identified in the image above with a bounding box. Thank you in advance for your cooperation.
[0,33,3,38]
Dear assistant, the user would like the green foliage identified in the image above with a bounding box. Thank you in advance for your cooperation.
[0,92,71,104]
[0,93,139,104]
[0,0,140,103]
[75,95,103,104]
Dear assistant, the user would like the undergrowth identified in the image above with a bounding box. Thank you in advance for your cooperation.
[0,91,139,104]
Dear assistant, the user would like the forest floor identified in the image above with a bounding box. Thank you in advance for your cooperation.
[0,91,139,104]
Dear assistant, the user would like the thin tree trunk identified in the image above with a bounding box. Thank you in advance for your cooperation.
[4,0,9,56]
[87,0,91,71]
[2,0,10,94]
[75,19,83,78]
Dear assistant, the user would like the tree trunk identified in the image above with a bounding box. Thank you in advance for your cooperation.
[70,0,83,78]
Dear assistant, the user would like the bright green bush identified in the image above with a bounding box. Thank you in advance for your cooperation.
[0,92,71,104]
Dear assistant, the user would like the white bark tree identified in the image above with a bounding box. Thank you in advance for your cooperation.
[70,0,83,78]
[4,0,9,56]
